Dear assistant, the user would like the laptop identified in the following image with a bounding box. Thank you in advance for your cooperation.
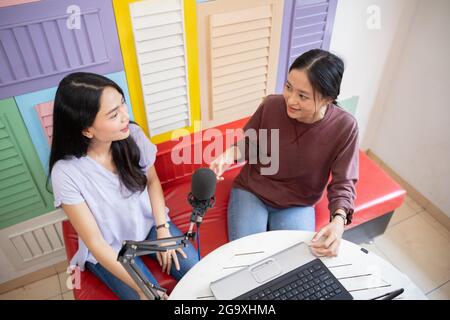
[210,241,353,300]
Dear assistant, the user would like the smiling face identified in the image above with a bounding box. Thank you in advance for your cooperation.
[283,69,332,123]
[82,86,130,143]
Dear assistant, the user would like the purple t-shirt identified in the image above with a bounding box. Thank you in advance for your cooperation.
[51,124,169,270]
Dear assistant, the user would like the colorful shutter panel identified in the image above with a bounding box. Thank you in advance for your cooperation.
[0,1,40,9]
[34,101,54,145]
[15,71,133,173]
[0,0,123,99]
[0,98,54,229]
[276,0,338,92]
[129,0,191,137]
[197,0,284,129]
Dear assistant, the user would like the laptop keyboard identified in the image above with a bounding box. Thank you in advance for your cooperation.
[234,258,352,300]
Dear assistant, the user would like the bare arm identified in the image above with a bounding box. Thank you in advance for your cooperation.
[146,165,187,275]
[62,202,146,298]
[146,165,167,227]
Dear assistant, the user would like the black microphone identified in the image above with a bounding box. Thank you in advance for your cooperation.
[187,168,217,237]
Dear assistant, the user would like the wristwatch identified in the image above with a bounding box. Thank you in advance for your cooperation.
[155,222,170,230]
[331,211,348,225]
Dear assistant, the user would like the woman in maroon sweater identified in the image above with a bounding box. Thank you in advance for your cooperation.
[210,49,359,257]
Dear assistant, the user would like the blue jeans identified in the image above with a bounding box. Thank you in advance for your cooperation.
[228,188,315,241]
[85,221,199,300]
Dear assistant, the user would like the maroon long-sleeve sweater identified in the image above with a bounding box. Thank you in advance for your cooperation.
[233,95,359,224]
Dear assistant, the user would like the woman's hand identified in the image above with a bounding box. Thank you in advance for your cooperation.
[310,216,345,257]
[209,146,238,181]
[155,228,187,275]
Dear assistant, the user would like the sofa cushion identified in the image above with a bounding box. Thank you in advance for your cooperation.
[315,151,406,229]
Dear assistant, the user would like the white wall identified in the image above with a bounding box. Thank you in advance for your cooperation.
[367,0,450,217]
[329,0,418,146]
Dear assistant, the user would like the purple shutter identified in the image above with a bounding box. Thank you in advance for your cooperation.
[0,0,123,99]
[276,0,338,93]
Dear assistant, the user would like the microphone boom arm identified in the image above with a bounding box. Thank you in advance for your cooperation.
[117,168,217,300]
[117,232,196,300]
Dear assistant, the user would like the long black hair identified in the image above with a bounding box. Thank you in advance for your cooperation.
[48,72,147,194]
[289,49,344,106]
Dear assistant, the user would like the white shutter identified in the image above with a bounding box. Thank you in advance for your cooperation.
[0,209,66,271]
[197,0,284,129]
[129,0,191,137]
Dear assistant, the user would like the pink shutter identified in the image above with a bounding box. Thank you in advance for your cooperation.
[34,101,54,145]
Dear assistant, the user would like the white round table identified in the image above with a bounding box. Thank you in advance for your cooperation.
[169,230,427,300]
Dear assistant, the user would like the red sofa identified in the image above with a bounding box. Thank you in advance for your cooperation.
[62,119,406,300]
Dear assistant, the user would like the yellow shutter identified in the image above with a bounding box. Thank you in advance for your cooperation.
[112,0,201,143]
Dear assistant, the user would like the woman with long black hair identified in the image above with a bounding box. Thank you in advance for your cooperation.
[49,72,199,300]
[210,49,359,258]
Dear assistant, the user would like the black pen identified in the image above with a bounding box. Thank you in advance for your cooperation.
[370,288,404,300]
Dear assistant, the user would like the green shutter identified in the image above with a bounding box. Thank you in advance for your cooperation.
[0,98,55,229]
[338,96,359,116]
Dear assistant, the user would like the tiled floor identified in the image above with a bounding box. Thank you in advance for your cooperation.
[359,196,450,299]
[0,270,74,300]
[0,196,449,300]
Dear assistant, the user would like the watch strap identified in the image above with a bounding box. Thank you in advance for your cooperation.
[156,222,169,230]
